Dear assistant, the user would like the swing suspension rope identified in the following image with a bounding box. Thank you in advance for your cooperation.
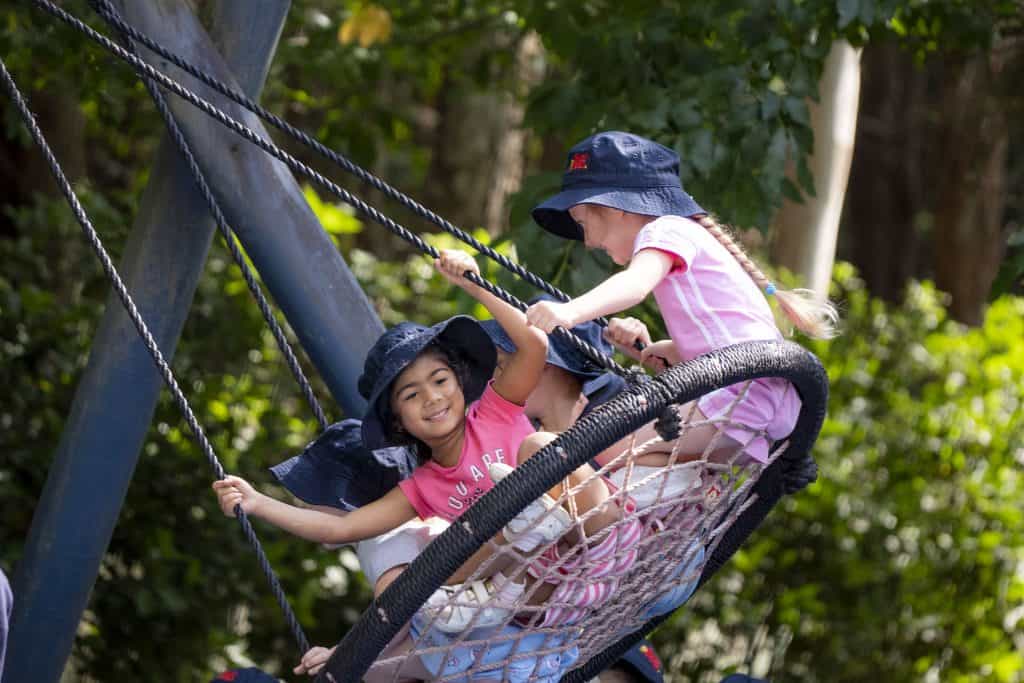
[29,0,628,378]
[0,54,311,654]
[85,0,606,326]
[101,4,330,432]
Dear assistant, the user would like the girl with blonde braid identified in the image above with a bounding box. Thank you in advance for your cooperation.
[526,131,837,472]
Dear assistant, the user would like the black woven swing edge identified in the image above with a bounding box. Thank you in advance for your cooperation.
[317,340,828,683]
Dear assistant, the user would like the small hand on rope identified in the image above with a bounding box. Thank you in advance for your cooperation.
[604,317,652,360]
[434,248,481,289]
[294,645,337,676]
[525,299,580,334]
[212,474,263,517]
[605,317,673,371]
[639,340,680,373]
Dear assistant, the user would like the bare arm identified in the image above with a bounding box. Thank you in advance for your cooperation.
[214,476,416,545]
[525,249,673,332]
[435,249,547,405]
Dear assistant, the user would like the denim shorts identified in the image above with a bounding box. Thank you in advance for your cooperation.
[410,613,579,683]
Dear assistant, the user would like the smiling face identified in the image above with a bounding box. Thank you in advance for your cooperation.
[389,350,466,448]
[568,204,639,265]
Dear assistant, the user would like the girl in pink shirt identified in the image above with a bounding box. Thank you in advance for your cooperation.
[525,131,837,466]
[214,249,618,635]
[213,248,549,546]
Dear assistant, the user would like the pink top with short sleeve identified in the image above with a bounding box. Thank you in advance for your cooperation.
[633,215,800,462]
[399,381,534,521]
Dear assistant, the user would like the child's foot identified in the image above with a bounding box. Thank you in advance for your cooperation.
[487,462,572,552]
[421,572,524,633]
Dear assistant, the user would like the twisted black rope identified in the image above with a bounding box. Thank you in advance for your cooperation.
[86,0,610,326]
[0,54,311,656]
[27,0,630,378]
[93,5,329,433]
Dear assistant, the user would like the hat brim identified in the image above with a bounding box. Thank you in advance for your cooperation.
[361,316,497,451]
[532,185,704,240]
[269,420,416,510]
[479,319,517,354]
[482,314,607,384]
[616,640,664,683]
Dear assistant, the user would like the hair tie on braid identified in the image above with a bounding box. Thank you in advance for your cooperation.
[693,213,838,340]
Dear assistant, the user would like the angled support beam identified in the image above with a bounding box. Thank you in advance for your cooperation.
[8,2,383,680]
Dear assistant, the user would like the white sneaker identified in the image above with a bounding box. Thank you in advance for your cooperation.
[488,462,572,552]
[608,464,701,510]
[421,572,524,633]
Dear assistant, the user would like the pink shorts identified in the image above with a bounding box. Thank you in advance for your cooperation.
[698,377,800,463]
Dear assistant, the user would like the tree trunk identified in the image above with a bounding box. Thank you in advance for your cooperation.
[841,42,935,303]
[771,40,861,299]
[0,89,86,238]
[932,50,1015,325]
[840,38,1019,322]
[418,31,540,236]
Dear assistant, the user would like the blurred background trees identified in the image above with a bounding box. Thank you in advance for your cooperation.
[1,0,1022,680]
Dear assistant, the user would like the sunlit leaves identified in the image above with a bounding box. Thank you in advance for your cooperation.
[338,4,393,47]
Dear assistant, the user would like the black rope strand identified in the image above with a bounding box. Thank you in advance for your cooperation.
[98,1,329,433]
[0,54,311,656]
[86,0,609,326]
[27,0,632,378]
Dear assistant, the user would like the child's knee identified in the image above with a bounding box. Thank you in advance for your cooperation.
[374,564,407,597]
[517,431,558,464]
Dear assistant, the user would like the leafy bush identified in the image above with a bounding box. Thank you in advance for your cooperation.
[655,263,1024,683]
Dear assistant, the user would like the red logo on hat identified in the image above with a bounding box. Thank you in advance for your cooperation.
[216,673,238,682]
[568,152,589,171]
[639,644,661,671]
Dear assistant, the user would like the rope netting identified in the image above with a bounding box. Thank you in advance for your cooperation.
[320,341,827,682]
[374,402,760,682]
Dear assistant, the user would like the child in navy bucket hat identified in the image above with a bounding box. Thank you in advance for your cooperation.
[274,311,656,681]
[526,130,838,469]
[215,249,624,637]
[481,293,626,428]
[214,249,548,633]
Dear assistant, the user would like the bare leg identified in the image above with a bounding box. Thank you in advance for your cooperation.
[446,538,515,585]
[374,564,407,596]
[593,400,723,469]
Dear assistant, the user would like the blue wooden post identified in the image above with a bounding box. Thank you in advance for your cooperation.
[5,3,322,681]
[111,0,386,411]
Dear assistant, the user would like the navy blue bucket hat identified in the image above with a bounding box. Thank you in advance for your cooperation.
[359,316,497,450]
[210,667,280,683]
[532,131,704,240]
[269,418,416,511]
[479,295,626,412]
[616,639,664,683]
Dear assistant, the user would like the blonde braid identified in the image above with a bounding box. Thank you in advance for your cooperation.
[693,214,838,340]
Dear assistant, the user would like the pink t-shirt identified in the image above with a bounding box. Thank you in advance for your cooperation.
[399,381,534,521]
[633,215,800,462]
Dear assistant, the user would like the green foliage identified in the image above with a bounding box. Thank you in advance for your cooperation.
[518,0,834,229]
[653,264,1024,682]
